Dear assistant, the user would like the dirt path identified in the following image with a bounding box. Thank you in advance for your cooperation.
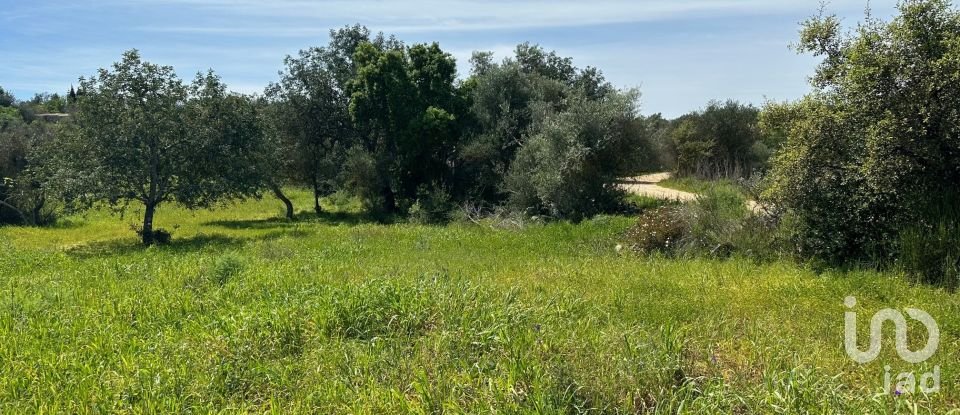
[619,173,697,202]
[620,173,763,213]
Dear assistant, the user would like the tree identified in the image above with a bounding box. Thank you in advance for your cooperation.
[670,100,763,178]
[0,86,14,108]
[504,90,647,220]
[187,72,275,213]
[263,25,388,217]
[265,49,351,215]
[766,0,960,265]
[457,43,626,209]
[64,50,263,245]
[348,41,463,213]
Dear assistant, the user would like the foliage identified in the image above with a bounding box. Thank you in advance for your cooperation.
[765,0,960,272]
[61,50,267,244]
[897,194,960,288]
[349,41,463,213]
[460,44,656,220]
[623,205,687,254]
[0,118,57,225]
[680,187,751,257]
[407,184,454,224]
[504,90,648,220]
[671,100,765,178]
[0,86,14,108]
[625,183,783,260]
[263,26,378,215]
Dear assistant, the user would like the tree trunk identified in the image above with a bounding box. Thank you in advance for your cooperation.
[382,184,396,213]
[270,184,294,220]
[31,196,45,226]
[142,202,156,246]
[310,175,323,215]
[313,188,323,215]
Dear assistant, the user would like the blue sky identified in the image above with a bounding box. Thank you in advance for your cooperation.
[2,0,897,117]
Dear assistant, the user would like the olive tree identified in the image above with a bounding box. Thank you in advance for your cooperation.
[504,89,647,220]
[65,50,265,245]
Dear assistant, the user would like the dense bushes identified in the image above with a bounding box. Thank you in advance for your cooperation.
[0,112,57,225]
[668,100,768,179]
[457,45,656,219]
[624,185,782,259]
[762,0,960,282]
[504,90,647,220]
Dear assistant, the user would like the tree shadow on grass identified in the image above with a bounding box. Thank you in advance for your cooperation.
[204,210,389,230]
[63,230,307,259]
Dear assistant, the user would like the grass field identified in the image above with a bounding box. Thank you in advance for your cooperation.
[1,189,957,413]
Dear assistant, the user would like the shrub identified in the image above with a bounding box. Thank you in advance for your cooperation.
[765,1,960,276]
[408,184,454,224]
[504,89,648,221]
[624,184,784,259]
[897,196,960,288]
[623,206,687,254]
[131,225,175,245]
[211,253,245,285]
[339,147,384,213]
[681,187,749,256]
[152,228,173,245]
[898,222,960,288]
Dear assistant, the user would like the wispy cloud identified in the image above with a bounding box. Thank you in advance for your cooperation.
[130,0,870,35]
[3,0,898,116]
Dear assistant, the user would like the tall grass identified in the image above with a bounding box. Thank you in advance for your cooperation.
[898,194,960,288]
[0,190,957,412]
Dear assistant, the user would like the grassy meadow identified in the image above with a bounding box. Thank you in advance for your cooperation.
[1,189,958,413]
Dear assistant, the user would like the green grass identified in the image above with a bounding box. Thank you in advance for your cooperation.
[623,194,675,211]
[0,189,958,413]
[659,176,746,199]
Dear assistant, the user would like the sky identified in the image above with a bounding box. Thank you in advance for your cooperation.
[1,0,898,118]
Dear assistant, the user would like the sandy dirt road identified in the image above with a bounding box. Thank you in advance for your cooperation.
[620,173,763,213]
[619,173,697,202]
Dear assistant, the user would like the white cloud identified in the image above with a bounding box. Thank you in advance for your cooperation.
[130,0,878,35]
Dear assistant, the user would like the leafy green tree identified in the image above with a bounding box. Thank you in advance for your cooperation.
[0,86,14,108]
[64,50,264,245]
[504,90,647,220]
[671,100,763,178]
[767,0,960,266]
[264,25,392,217]
[458,43,627,209]
[265,48,352,215]
[348,41,462,213]
[0,116,58,225]
[188,72,275,209]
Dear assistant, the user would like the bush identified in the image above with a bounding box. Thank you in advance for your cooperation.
[408,184,454,224]
[623,206,686,254]
[670,100,764,179]
[623,184,784,259]
[339,147,384,213]
[504,90,648,221]
[681,187,749,256]
[899,223,960,288]
[765,1,960,278]
[897,197,960,288]
[131,225,174,245]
